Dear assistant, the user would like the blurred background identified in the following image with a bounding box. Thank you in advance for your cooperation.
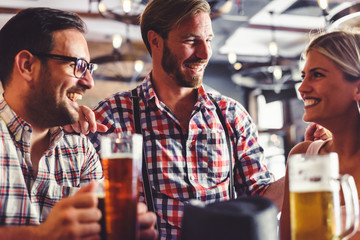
[0,0,359,179]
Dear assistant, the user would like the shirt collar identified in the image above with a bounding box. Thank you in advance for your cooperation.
[140,72,216,111]
[0,95,63,145]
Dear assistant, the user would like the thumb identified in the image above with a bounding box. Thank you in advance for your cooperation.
[95,123,109,133]
[76,181,98,195]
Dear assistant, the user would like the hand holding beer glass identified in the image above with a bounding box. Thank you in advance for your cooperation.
[289,153,359,240]
[100,133,143,240]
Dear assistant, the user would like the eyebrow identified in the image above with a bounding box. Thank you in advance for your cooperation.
[302,67,330,74]
[182,33,215,39]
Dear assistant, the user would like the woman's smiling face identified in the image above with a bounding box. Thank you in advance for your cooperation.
[298,49,358,125]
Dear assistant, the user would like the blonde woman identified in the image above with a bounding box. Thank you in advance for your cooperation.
[280,29,360,239]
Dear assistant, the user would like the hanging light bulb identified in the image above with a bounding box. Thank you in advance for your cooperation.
[273,66,283,94]
[317,0,328,10]
[273,66,283,81]
[134,60,144,73]
[233,62,242,71]
[317,0,329,28]
[112,34,123,49]
[98,2,107,13]
[268,41,278,57]
[122,0,132,14]
[227,52,237,65]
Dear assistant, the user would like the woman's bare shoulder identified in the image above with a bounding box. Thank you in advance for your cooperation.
[289,141,313,156]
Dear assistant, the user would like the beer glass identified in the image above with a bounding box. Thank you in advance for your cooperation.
[96,181,107,240]
[100,133,143,240]
[289,153,359,240]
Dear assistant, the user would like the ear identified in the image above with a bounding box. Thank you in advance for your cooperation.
[147,30,162,52]
[14,50,37,82]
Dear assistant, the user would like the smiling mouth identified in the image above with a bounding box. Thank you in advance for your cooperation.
[185,63,206,72]
[304,98,320,107]
[66,92,82,102]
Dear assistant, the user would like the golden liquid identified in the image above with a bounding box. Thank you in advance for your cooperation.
[290,191,338,240]
[102,157,138,240]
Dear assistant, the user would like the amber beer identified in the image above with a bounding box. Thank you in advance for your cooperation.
[102,153,139,240]
[290,191,336,240]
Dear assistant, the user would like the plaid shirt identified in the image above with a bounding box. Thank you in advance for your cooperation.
[89,75,274,239]
[0,97,103,225]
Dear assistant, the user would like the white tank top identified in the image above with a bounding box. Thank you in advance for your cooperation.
[306,139,331,154]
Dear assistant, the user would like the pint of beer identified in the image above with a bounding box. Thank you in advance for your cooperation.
[95,182,107,240]
[101,134,143,240]
[289,153,359,240]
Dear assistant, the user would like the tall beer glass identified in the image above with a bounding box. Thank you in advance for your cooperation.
[289,153,359,240]
[100,133,143,240]
[95,181,107,240]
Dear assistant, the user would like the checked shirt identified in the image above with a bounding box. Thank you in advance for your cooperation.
[89,74,274,239]
[0,97,103,225]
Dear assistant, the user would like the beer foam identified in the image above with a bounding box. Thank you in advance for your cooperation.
[289,153,340,193]
[290,180,339,192]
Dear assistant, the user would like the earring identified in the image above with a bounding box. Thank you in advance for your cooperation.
[357,100,360,115]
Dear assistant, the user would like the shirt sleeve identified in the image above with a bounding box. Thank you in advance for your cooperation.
[88,92,134,153]
[218,97,275,196]
[79,134,104,186]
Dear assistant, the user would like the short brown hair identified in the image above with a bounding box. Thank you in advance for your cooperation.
[140,0,210,55]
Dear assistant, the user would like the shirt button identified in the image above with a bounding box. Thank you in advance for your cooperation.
[189,175,195,181]
[24,125,30,131]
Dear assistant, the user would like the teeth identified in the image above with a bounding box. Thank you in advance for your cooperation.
[304,99,318,107]
[186,64,204,71]
[67,92,82,101]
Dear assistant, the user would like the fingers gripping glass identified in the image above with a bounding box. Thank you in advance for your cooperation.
[31,52,95,79]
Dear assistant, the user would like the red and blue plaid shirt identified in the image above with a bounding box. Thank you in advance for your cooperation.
[89,75,274,239]
[0,97,103,225]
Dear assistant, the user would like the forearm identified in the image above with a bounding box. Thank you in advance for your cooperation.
[262,176,285,211]
[0,225,43,240]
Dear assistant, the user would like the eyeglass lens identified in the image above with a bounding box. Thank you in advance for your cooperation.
[75,59,94,78]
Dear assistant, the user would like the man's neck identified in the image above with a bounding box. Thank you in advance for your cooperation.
[151,71,198,106]
[30,127,51,178]
[151,73,198,131]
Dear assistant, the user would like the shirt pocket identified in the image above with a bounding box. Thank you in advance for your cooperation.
[194,128,231,188]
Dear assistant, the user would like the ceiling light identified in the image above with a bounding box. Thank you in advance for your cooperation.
[317,0,328,11]
[268,41,278,57]
[134,60,144,73]
[112,34,123,49]
[233,62,242,71]
[227,52,237,65]
[122,0,132,13]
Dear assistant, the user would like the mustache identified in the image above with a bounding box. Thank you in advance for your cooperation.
[66,87,87,94]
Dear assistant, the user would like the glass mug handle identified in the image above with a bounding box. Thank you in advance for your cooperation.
[338,174,359,239]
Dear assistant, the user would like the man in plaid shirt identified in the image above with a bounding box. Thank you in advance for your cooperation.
[82,0,285,239]
[0,8,157,240]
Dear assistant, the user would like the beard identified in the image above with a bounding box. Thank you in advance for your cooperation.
[161,41,205,89]
[25,65,79,128]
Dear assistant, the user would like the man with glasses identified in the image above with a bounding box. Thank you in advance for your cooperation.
[0,7,157,240]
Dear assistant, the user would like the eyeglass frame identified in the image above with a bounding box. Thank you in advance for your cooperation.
[31,52,95,79]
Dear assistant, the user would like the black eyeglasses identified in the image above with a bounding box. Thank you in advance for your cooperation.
[31,52,95,79]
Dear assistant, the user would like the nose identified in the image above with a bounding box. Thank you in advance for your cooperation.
[78,70,95,90]
[297,77,311,97]
[196,40,212,60]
